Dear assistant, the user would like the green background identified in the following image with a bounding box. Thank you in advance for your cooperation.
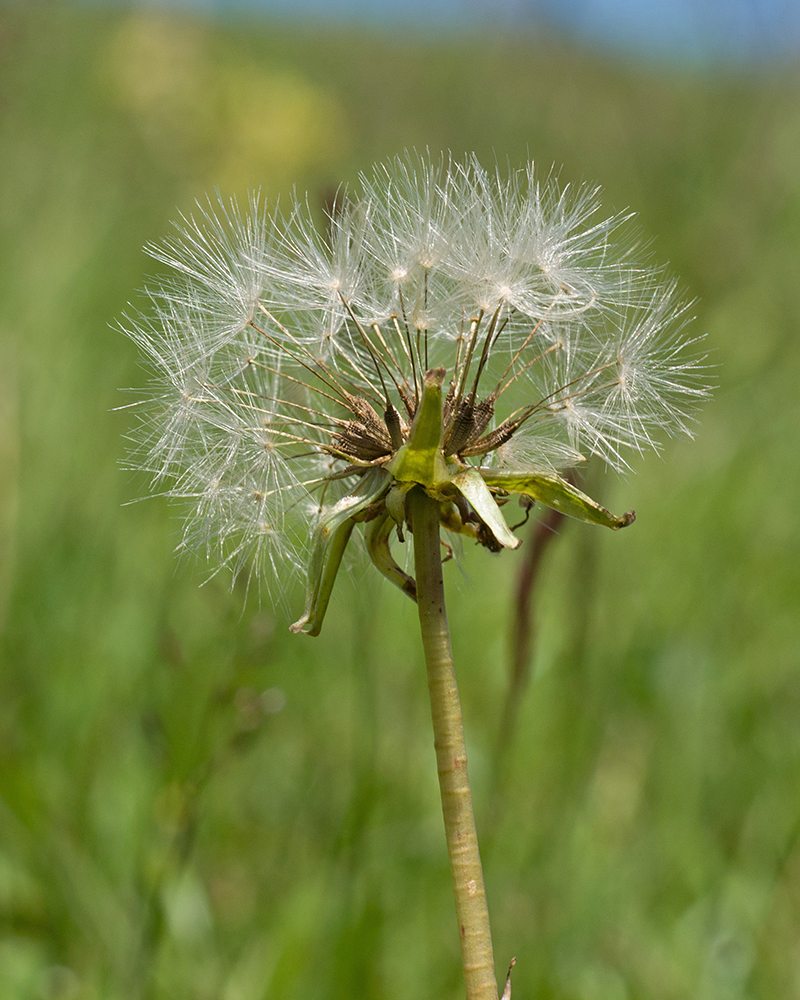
[1,3,799,997]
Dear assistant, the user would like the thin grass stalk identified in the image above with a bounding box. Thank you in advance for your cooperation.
[409,486,499,1000]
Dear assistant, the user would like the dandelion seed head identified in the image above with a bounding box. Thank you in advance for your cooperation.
[121,151,709,607]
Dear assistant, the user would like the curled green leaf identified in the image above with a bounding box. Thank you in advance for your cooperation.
[366,510,417,601]
[442,468,521,550]
[479,470,635,530]
[291,467,389,636]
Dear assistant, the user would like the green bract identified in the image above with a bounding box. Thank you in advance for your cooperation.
[290,367,633,635]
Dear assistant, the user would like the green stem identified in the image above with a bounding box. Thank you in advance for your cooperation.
[409,487,499,1000]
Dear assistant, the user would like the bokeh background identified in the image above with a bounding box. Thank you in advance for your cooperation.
[1,1,799,997]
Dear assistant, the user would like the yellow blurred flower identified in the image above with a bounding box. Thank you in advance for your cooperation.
[100,12,350,191]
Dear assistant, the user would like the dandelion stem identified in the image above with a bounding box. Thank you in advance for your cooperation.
[409,486,499,1000]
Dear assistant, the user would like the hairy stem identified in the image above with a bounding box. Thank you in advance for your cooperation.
[409,486,499,1000]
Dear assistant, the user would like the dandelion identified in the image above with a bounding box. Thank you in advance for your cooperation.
[121,152,708,1000]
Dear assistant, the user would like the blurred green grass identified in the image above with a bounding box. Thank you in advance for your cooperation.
[1,2,799,998]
